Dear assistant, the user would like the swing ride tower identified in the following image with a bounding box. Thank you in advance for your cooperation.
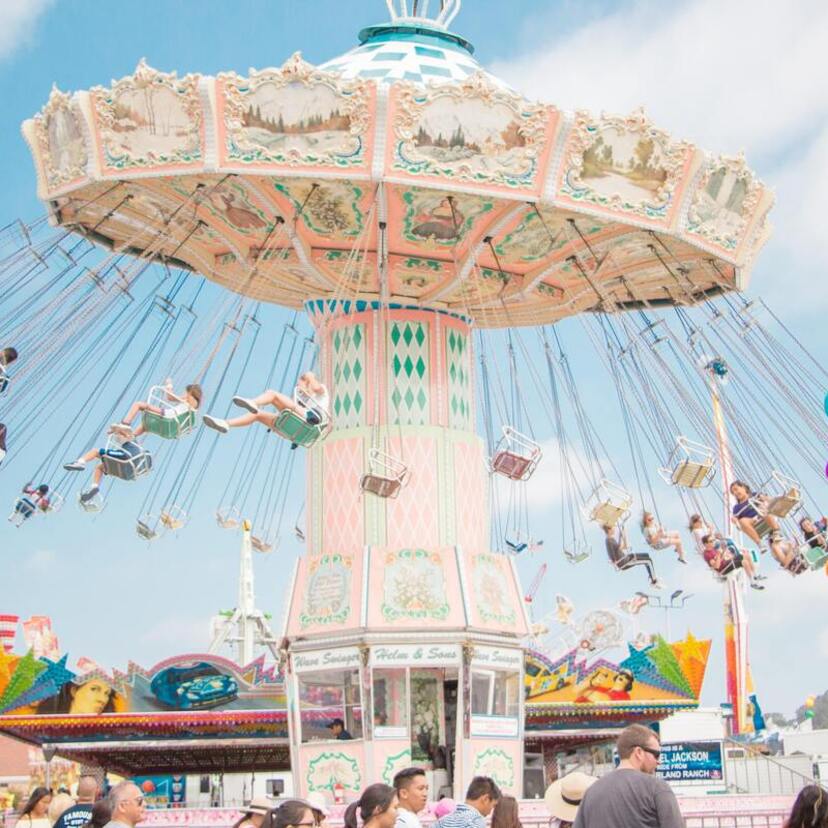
[20,0,776,796]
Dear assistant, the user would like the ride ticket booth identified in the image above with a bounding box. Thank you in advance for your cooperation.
[282,546,528,803]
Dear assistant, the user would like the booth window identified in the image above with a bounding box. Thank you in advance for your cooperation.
[372,668,408,734]
[297,668,363,742]
[471,668,520,717]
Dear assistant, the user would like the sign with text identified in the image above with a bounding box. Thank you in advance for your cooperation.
[656,742,725,789]
[370,644,461,667]
[292,647,361,674]
[471,646,523,671]
[471,715,520,738]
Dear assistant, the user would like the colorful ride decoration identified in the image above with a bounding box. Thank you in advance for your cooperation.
[525,632,710,709]
[15,0,771,791]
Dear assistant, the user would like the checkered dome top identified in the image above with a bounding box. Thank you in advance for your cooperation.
[319,22,511,90]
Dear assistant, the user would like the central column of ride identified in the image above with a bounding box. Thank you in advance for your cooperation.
[282,301,528,802]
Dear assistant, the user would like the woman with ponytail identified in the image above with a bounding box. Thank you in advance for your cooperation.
[343,784,398,828]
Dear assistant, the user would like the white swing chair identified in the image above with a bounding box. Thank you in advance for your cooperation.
[8,492,56,527]
[360,448,409,499]
[251,533,275,554]
[583,479,633,528]
[563,540,591,565]
[159,504,188,532]
[490,425,542,481]
[136,515,161,541]
[658,436,716,489]
[216,505,242,529]
[750,471,802,519]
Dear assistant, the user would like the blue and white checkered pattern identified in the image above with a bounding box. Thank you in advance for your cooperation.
[320,30,510,89]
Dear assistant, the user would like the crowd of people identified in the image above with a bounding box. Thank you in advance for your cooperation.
[11,726,828,828]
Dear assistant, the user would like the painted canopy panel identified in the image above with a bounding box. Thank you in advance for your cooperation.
[22,46,772,326]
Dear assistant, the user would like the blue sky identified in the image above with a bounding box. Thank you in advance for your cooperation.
[1,0,827,719]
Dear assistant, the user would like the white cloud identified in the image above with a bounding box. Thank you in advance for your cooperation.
[0,0,53,61]
[488,0,828,310]
[491,0,828,159]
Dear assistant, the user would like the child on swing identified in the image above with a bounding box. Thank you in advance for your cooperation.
[203,371,329,435]
[111,378,202,439]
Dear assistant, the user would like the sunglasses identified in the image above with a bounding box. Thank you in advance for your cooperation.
[637,746,661,760]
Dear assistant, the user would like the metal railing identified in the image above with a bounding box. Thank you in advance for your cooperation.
[722,737,825,795]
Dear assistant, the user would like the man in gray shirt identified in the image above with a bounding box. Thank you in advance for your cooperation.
[573,724,684,828]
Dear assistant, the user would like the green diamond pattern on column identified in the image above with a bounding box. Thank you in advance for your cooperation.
[332,323,366,428]
[388,320,429,425]
[446,327,471,429]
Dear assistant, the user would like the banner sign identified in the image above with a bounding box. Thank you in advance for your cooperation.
[656,741,725,788]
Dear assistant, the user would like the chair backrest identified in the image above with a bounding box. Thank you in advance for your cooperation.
[272,410,322,447]
[142,409,195,439]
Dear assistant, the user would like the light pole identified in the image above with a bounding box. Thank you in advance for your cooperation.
[635,590,693,640]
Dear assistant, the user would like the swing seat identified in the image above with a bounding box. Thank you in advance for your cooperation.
[751,471,801,519]
[270,409,325,448]
[142,409,195,440]
[752,516,773,538]
[0,367,9,395]
[583,479,633,528]
[216,507,241,529]
[800,543,828,570]
[101,440,153,481]
[491,426,542,481]
[251,535,274,554]
[505,536,528,554]
[160,506,187,531]
[658,437,716,489]
[360,449,409,499]
[564,544,591,565]
[43,493,63,515]
[136,519,160,541]
[77,490,105,513]
[9,498,36,525]
[294,524,305,541]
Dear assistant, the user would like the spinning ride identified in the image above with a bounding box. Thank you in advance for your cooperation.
[10,0,790,796]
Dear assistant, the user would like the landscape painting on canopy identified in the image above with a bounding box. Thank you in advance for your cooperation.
[524,634,711,705]
[579,126,669,203]
[239,81,355,154]
[404,95,534,179]
[0,650,285,716]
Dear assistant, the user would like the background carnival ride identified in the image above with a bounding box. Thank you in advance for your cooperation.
[0,0,826,794]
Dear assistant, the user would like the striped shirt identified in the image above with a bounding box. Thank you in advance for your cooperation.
[435,804,486,828]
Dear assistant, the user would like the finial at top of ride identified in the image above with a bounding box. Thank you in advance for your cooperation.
[385,0,462,30]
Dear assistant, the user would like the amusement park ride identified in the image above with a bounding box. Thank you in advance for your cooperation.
[2,0,828,798]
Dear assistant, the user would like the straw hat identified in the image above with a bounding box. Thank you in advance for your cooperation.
[544,772,597,823]
[246,797,273,816]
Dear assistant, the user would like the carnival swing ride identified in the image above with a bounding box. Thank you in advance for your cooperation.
[1,0,828,749]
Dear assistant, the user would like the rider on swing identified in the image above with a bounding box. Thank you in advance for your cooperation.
[203,371,329,445]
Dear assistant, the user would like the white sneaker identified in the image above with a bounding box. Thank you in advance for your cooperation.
[203,415,229,434]
[64,459,86,472]
[232,396,258,414]
[650,578,665,590]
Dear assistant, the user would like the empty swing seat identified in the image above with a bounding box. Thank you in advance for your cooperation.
[658,437,716,489]
[160,507,187,531]
[584,479,633,528]
[491,426,542,481]
[360,449,408,499]
[136,519,160,541]
[216,507,241,529]
[251,535,273,553]
[564,544,591,565]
